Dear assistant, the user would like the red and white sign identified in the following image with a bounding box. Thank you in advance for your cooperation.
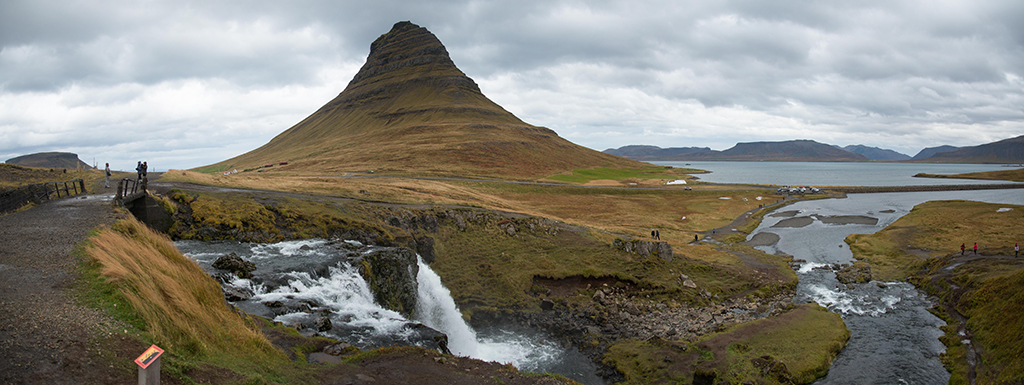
[134,345,164,369]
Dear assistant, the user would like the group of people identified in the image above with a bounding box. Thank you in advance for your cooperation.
[960,242,1019,257]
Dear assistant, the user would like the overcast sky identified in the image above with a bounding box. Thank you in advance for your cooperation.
[2,0,1022,170]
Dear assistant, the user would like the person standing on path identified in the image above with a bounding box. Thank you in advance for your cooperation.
[1016,243,1019,257]
[973,242,978,255]
[961,243,965,255]
[655,230,660,240]
[104,163,111,188]
[135,161,142,181]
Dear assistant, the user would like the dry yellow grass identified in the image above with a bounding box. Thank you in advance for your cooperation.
[84,217,283,364]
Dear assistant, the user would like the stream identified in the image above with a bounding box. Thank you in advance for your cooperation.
[748,189,1024,384]
[175,239,604,385]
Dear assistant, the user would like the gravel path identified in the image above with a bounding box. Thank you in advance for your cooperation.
[0,192,131,384]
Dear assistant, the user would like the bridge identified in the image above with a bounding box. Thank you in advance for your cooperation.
[115,177,173,232]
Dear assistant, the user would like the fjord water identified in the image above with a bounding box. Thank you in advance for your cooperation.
[655,161,1017,186]
[175,240,603,384]
[749,190,1024,384]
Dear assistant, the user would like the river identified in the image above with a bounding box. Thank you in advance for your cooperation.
[748,189,1024,384]
[175,239,604,385]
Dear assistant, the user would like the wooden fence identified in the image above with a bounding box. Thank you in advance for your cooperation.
[0,179,86,214]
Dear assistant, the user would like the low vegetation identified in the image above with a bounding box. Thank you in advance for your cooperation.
[848,200,1024,384]
[914,167,1024,182]
[542,166,699,184]
[603,303,849,384]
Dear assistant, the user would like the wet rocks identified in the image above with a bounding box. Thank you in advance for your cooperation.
[323,342,358,356]
[222,285,253,301]
[211,252,256,278]
[835,263,872,284]
[357,247,420,318]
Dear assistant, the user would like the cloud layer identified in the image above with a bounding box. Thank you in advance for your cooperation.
[2,0,1022,170]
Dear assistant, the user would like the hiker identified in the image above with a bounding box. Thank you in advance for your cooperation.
[1015,243,1019,257]
[694,234,699,242]
[104,163,111,188]
[961,243,965,255]
[973,243,978,255]
[651,230,656,239]
[655,230,660,240]
[135,161,143,181]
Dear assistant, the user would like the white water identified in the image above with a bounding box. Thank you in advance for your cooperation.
[414,257,561,369]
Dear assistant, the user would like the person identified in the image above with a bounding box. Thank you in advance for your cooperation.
[694,234,699,243]
[651,230,656,239]
[104,163,111,188]
[1016,243,1019,257]
[655,230,660,240]
[961,243,965,255]
[973,242,978,255]
[135,161,143,181]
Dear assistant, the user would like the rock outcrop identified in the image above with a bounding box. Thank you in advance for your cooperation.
[358,247,420,318]
[613,238,674,261]
[211,252,257,278]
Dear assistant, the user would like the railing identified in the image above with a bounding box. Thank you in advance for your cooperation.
[0,179,86,214]
[115,177,147,204]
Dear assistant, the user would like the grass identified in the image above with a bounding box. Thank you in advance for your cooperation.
[543,166,698,184]
[602,303,848,384]
[847,200,1024,281]
[81,216,294,381]
[914,167,1024,182]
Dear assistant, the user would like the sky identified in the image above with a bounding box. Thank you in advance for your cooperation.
[2,0,1023,171]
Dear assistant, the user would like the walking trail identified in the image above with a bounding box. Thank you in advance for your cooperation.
[0,191,144,384]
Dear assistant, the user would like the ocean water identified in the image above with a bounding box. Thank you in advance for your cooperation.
[653,161,1020,186]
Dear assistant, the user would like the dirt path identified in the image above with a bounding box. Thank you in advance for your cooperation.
[0,191,145,384]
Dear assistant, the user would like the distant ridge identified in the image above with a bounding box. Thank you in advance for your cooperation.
[924,135,1024,163]
[912,145,961,160]
[205,21,642,179]
[603,145,711,160]
[607,140,868,161]
[841,145,910,161]
[6,152,90,169]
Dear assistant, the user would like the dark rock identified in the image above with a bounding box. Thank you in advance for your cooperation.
[406,323,451,355]
[358,247,419,318]
[263,300,284,308]
[656,241,673,261]
[314,316,333,332]
[211,252,257,279]
[454,214,467,231]
[415,236,435,264]
[540,299,555,311]
[222,286,253,301]
[751,355,794,384]
[835,263,872,284]
[323,342,358,356]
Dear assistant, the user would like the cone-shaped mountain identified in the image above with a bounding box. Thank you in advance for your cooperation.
[210,21,642,179]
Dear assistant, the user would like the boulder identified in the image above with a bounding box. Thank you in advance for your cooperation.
[222,285,253,301]
[540,299,555,311]
[835,263,872,284]
[358,247,419,318]
[314,316,333,332]
[211,252,257,279]
[682,279,698,289]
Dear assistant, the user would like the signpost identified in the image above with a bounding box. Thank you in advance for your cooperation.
[135,345,164,385]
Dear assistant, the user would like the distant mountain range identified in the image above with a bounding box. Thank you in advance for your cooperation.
[605,135,1024,163]
[5,152,91,169]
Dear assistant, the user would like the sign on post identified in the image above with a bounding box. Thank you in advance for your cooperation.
[135,345,164,385]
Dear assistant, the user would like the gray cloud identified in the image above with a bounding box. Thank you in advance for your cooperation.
[1,0,1022,168]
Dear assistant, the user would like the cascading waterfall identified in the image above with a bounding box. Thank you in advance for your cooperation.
[176,239,585,379]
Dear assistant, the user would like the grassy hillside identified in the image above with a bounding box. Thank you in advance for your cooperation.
[200,22,643,180]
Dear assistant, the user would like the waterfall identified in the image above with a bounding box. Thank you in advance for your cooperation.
[414,256,480,357]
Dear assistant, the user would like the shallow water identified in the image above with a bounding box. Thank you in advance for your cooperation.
[750,189,1024,384]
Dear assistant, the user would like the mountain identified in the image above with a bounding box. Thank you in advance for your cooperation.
[912,145,961,160]
[654,140,869,161]
[841,145,910,161]
[205,21,642,179]
[603,145,712,160]
[6,152,91,169]
[925,135,1024,163]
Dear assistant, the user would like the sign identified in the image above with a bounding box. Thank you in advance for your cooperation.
[134,345,164,369]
